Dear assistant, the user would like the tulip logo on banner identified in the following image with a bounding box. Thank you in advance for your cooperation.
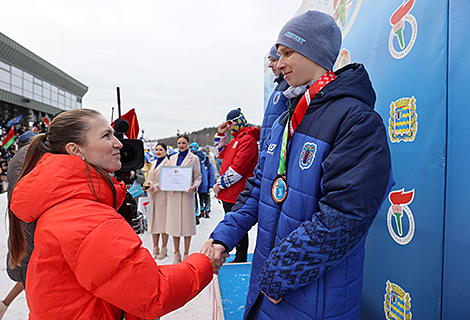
[387,189,415,245]
[384,280,412,320]
[389,96,418,143]
[389,0,418,59]
[332,0,363,38]
[335,48,351,70]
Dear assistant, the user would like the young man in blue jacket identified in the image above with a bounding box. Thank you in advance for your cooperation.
[259,45,290,151]
[210,10,394,320]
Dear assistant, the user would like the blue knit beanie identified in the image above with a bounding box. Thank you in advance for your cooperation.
[275,10,342,71]
[268,45,280,60]
[226,108,248,134]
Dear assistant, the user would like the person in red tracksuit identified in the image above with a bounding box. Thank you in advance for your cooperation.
[213,108,260,262]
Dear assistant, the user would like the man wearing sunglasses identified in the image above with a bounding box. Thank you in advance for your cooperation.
[212,108,260,263]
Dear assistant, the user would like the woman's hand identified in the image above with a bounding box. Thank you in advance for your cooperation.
[187,185,197,193]
[200,239,217,272]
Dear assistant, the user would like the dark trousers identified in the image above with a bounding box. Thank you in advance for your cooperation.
[222,201,248,262]
[199,193,210,212]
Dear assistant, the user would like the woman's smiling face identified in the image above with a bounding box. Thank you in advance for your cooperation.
[79,115,123,172]
[177,137,189,152]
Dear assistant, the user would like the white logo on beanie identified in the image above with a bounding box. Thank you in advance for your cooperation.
[284,31,306,44]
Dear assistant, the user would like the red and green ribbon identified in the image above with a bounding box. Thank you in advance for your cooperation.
[278,70,336,175]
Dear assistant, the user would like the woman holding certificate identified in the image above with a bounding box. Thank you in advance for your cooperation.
[166,134,202,264]
[146,142,170,259]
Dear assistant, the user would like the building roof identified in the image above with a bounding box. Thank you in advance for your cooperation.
[0,32,88,97]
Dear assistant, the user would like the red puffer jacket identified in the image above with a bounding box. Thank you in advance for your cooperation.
[11,153,213,320]
[217,126,260,204]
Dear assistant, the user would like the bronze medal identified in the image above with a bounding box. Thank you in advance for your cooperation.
[271,175,288,204]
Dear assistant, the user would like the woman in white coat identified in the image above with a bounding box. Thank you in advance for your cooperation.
[146,142,170,259]
[166,134,202,264]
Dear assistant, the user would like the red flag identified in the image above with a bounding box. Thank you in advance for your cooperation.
[42,116,50,126]
[2,126,15,149]
[118,109,139,139]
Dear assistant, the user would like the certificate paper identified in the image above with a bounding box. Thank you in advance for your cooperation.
[159,166,193,192]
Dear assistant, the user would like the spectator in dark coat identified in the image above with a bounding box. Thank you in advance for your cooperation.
[1,130,37,318]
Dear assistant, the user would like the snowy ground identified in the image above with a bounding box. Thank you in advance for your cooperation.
[0,192,257,319]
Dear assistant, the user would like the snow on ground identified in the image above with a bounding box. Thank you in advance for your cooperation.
[0,192,257,319]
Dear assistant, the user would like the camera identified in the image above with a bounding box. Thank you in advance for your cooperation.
[113,87,147,235]
[113,87,144,172]
[113,117,144,171]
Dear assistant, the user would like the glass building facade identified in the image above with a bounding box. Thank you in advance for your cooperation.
[0,32,88,124]
[0,60,81,110]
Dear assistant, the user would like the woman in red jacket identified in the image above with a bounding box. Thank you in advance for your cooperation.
[8,109,216,320]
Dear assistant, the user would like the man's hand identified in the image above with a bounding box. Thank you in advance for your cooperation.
[218,121,236,135]
[213,184,220,195]
[212,243,230,274]
[262,291,283,304]
[218,122,229,135]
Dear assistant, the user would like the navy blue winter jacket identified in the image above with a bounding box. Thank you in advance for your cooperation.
[210,63,394,320]
[200,156,215,193]
[194,150,208,192]
[259,76,290,151]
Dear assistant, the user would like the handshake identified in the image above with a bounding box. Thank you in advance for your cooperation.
[199,239,281,304]
[200,239,230,274]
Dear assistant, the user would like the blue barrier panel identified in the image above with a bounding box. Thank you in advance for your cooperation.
[263,0,454,318]
[357,1,448,319]
[217,261,252,320]
[443,0,470,318]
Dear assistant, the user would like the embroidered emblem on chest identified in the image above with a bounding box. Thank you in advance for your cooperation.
[299,142,317,170]
[273,92,281,105]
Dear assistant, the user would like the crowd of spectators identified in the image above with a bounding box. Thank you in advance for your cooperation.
[0,119,47,193]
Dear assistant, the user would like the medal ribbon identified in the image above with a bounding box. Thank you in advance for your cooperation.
[278,70,336,175]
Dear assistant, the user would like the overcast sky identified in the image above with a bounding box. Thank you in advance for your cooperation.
[1,0,302,139]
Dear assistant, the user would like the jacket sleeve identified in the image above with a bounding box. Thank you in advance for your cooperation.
[134,169,146,185]
[208,162,215,187]
[214,132,226,158]
[72,218,213,319]
[258,110,394,300]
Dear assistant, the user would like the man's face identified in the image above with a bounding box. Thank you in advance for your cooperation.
[268,57,282,77]
[277,45,326,87]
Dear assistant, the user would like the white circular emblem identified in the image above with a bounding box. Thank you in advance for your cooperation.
[389,14,418,59]
[387,205,415,245]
